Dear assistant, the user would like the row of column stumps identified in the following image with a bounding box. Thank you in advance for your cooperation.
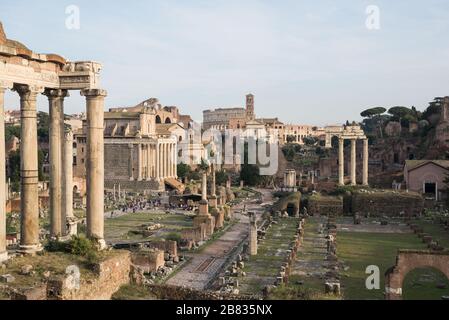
[0,85,107,260]
[338,137,369,186]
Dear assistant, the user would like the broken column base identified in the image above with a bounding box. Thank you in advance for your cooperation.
[94,239,108,251]
[66,222,78,237]
[17,244,43,255]
[208,196,218,208]
[0,251,8,263]
[211,207,224,230]
[193,215,215,237]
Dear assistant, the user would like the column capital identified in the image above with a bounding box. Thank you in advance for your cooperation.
[80,89,107,98]
[13,84,44,99]
[43,88,70,99]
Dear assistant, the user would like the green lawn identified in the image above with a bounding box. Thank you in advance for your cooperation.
[410,219,449,249]
[105,212,192,242]
[338,231,449,300]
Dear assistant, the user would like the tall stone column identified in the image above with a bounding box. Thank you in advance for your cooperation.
[350,139,357,186]
[128,144,134,181]
[163,143,167,178]
[156,143,160,180]
[45,89,68,238]
[171,143,175,177]
[362,138,369,186]
[137,143,142,181]
[173,143,178,178]
[167,143,171,178]
[81,89,107,249]
[0,82,12,262]
[15,84,43,253]
[201,172,208,201]
[145,144,150,180]
[249,212,258,255]
[338,138,344,185]
[62,128,75,236]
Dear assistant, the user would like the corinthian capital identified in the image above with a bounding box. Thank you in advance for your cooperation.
[13,84,44,100]
[80,89,107,98]
[43,88,70,99]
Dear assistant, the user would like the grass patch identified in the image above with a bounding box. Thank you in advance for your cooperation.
[112,284,157,300]
[338,231,428,300]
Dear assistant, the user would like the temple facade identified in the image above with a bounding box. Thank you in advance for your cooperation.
[73,98,199,193]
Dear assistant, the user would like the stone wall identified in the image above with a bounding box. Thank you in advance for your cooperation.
[104,144,132,181]
[308,195,343,216]
[42,251,131,300]
[181,225,206,243]
[131,249,165,273]
[146,283,255,300]
[352,191,423,217]
[146,240,178,257]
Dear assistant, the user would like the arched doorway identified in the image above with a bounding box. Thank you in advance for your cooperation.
[385,251,449,300]
[155,115,161,124]
[402,267,449,300]
[165,117,171,124]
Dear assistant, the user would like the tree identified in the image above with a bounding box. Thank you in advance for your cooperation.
[360,107,386,119]
[177,162,191,180]
[388,106,413,122]
[5,125,21,141]
[303,136,318,146]
[198,158,210,173]
[8,150,20,185]
[240,164,260,186]
[215,170,229,186]
[286,135,296,143]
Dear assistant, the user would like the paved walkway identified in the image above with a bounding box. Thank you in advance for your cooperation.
[165,189,273,290]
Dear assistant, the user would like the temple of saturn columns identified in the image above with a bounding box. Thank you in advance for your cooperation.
[0,23,107,261]
[333,125,369,186]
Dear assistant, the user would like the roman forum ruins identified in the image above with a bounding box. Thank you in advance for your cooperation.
[0,23,107,260]
[327,125,369,186]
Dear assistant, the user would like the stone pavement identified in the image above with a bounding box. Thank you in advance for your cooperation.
[166,189,273,290]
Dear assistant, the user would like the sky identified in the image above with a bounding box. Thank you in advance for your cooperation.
[1,0,449,126]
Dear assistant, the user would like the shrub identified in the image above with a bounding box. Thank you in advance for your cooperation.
[165,232,182,243]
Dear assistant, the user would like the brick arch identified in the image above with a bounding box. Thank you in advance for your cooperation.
[385,250,449,300]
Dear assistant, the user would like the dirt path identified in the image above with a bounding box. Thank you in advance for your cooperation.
[165,189,273,290]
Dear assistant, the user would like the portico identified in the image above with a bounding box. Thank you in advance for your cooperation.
[0,22,107,258]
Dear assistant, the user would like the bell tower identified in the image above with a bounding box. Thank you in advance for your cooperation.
[442,97,449,122]
[246,93,255,120]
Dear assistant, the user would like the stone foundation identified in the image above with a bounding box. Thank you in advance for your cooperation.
[10,251,131,300]
[308,195,343,216]
[352,191,423,217]
[131,249,165,273]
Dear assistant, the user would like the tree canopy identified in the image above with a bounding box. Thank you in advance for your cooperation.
[360,107,386,118]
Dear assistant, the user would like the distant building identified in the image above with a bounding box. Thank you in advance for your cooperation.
[203,94,255,130]
[4,109,20,126]
[404,160,449,201]
[73,98,200,194]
